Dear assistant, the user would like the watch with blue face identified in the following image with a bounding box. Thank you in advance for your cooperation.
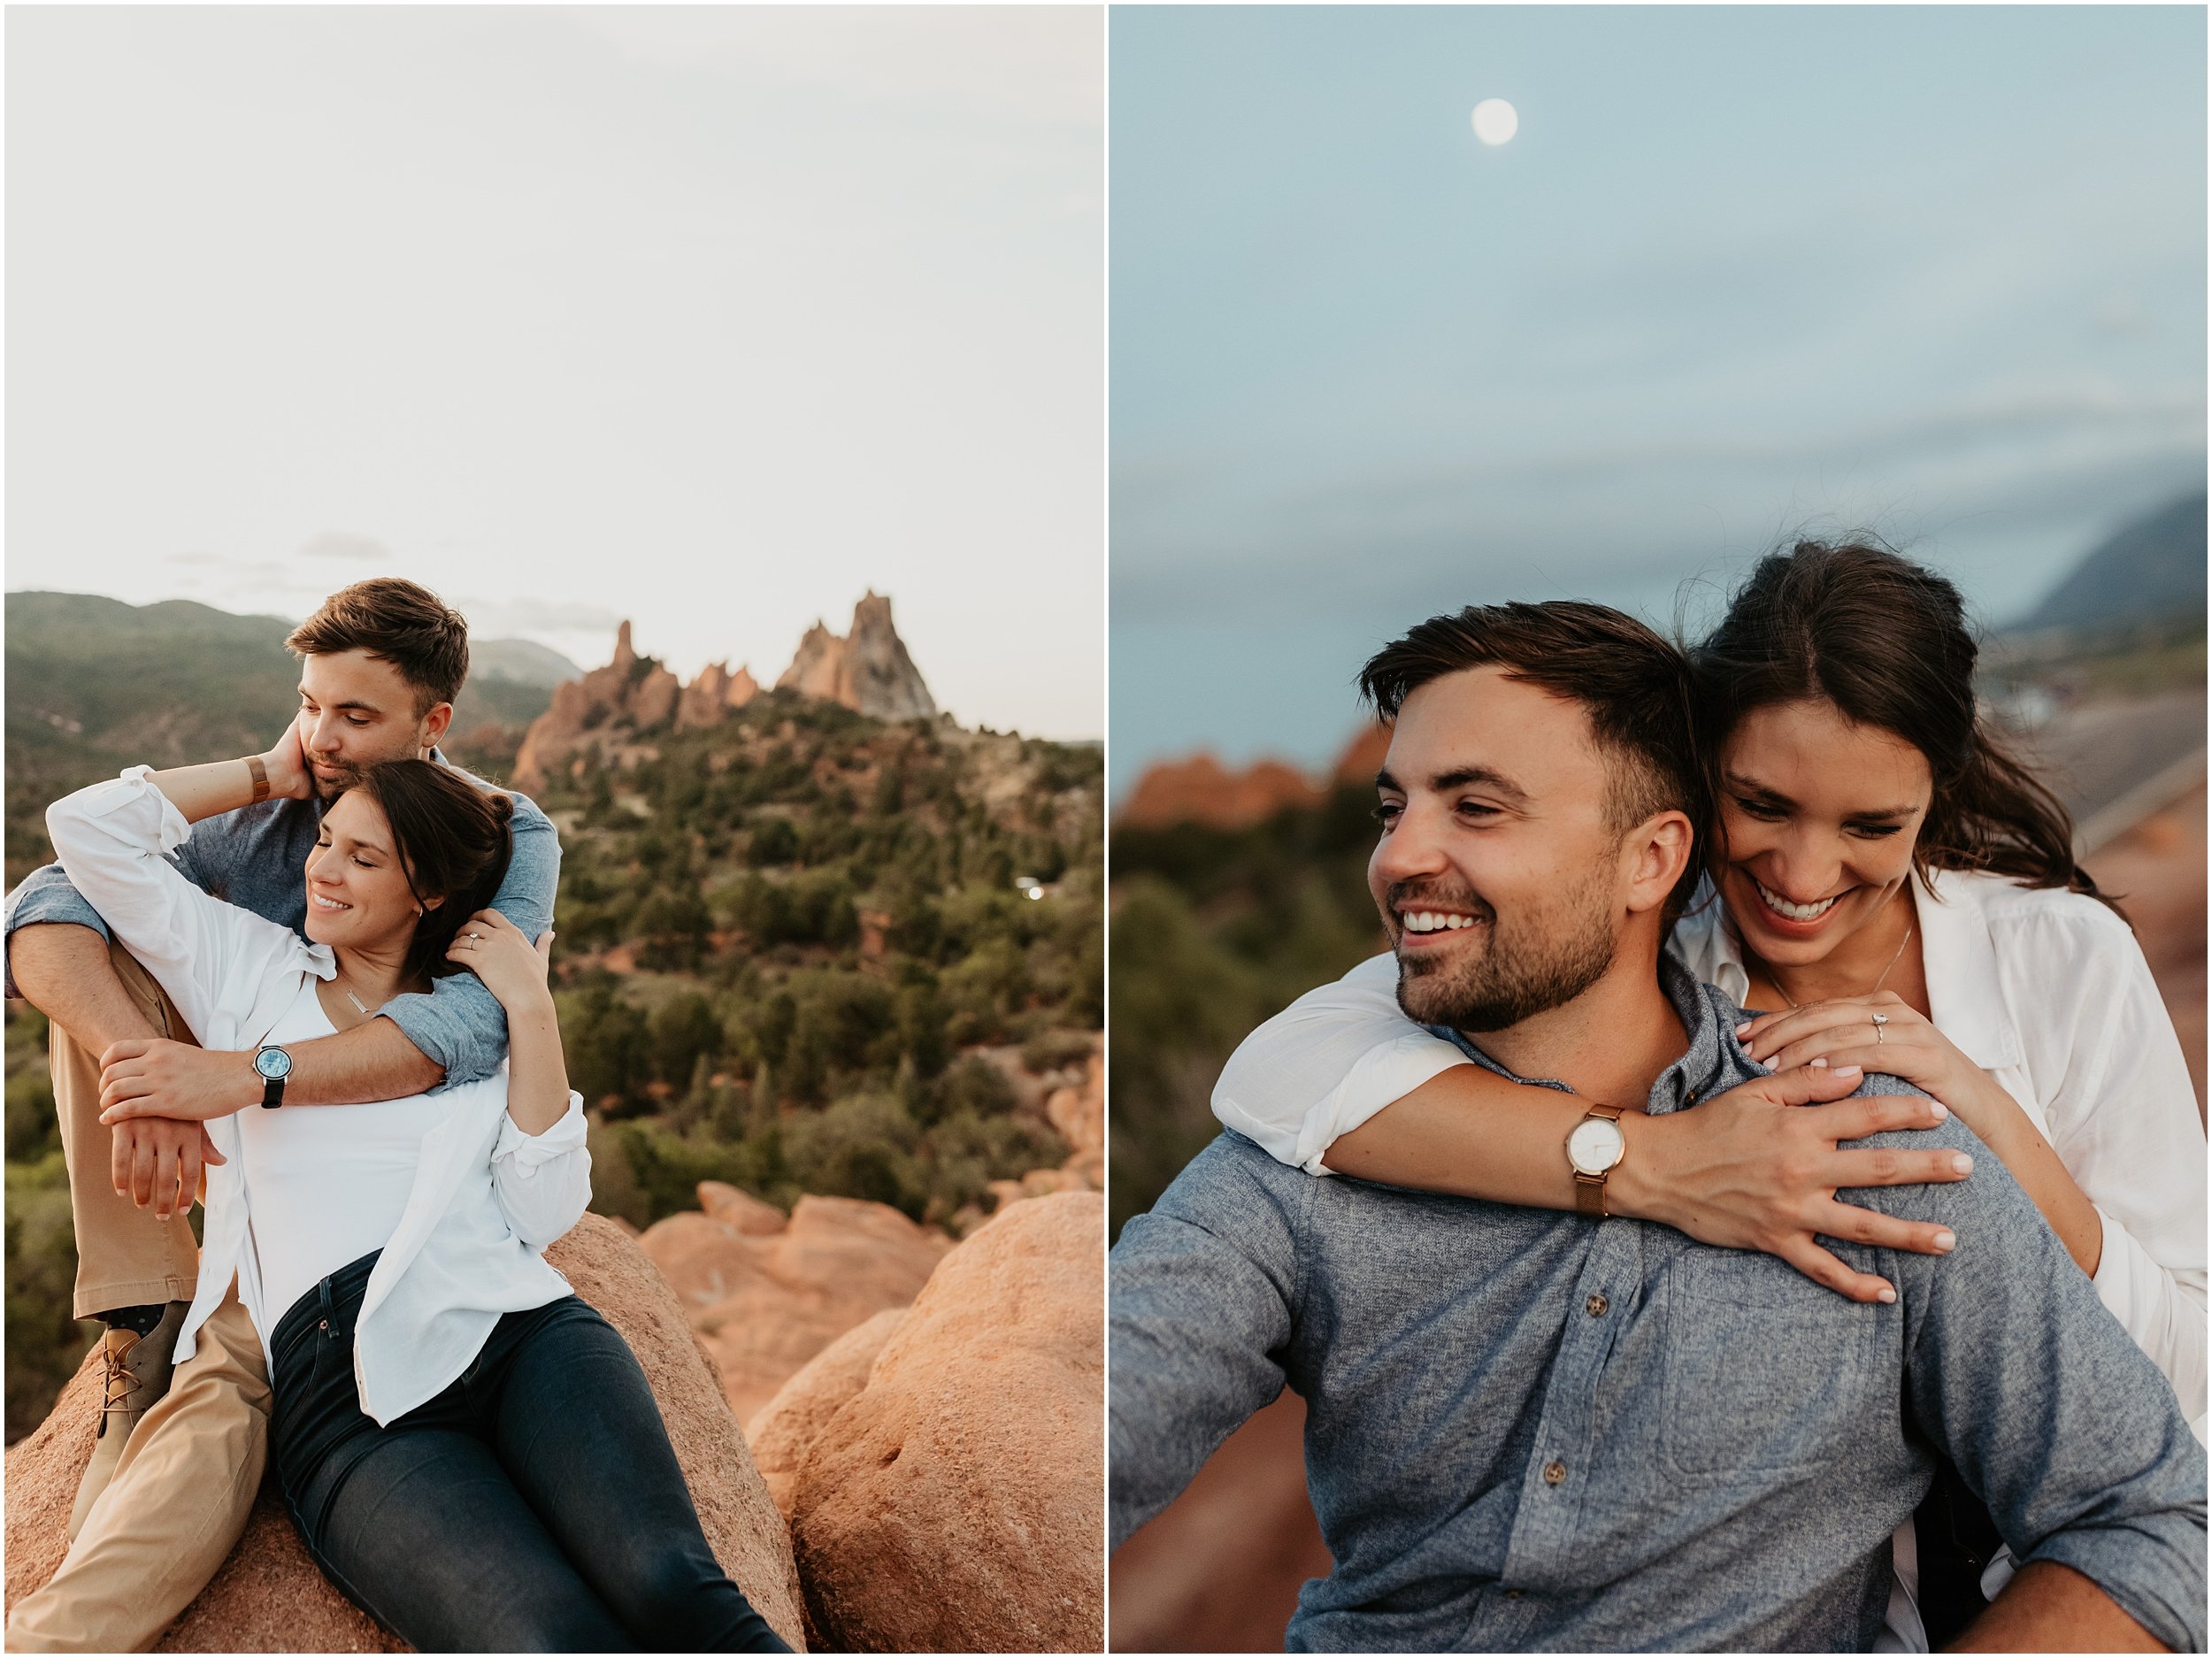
[252,1045,293,1109]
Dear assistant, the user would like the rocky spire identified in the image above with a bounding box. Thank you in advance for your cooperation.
[774,591,936,721]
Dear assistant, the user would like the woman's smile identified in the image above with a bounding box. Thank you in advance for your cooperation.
[1717,700,1932,971]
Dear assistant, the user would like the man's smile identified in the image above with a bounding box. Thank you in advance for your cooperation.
[1398,910,1486,935]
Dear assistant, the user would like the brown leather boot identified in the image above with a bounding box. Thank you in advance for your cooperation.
[66,1301,188,1541]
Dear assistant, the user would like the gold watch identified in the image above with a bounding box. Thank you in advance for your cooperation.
[245,754,271,804]
[1566,1103,1627,1218]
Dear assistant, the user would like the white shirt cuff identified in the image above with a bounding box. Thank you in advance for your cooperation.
[104,765,194,851]
[493,1090,588,1167]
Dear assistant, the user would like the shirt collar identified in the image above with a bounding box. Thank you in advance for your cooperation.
[1431,950,1726,1118]
[1912,868,2023,1071]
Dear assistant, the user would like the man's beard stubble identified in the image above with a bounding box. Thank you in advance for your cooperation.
[311,764,365,803]
[1389,864,1619,1034]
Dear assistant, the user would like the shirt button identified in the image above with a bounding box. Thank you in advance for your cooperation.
[1586,1293,1609,1317]
[1542,1460,1567,1486]
[1505,1590,1524,1600]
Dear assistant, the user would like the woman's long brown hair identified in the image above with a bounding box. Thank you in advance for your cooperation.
[349,760,518,984]
[1690,539,2111,907]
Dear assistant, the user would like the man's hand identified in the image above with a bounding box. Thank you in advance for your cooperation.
[96,1038,257,1124]
[258,713,317,802]
[111,1117,225,1219]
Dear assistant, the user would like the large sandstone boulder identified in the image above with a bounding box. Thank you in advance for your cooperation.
[641,1194,951,1422]
[699,1179,788,1235]
[5,1216,805,1653]
[783,1191,1103,1653]
[744,1309,908,1516]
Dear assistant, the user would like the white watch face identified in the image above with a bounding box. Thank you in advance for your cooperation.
[1567,1117,1624,1177]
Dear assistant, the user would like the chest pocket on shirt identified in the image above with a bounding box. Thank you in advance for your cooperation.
[1655,1251,1883,1481]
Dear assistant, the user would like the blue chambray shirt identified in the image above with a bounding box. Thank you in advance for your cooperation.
[1110,953,2208,1652]
[3,753,559,1089]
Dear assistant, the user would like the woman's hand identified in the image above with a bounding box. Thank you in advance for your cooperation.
[1737,991,2106,1279]
[258,713,317,802]
[1736,992,2008,1137]
[1623,1063,1972,1304]
[446,910,555,1013]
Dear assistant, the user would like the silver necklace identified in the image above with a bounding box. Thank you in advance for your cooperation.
[1770,918,1915,1009]
[331,968,385,1019]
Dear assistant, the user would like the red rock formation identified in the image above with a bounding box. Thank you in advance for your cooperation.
[698,1179,788,1236]
[1117,722,1393,833]
[783,1191,1103,1653]
[4,1216,806,1653]
[745,1308,908,1516]
[1331,720,1392,789]
[638,1194,950,1422]
[677,662,762,733]
[511,620,683,794]
[1115,752,1322,831]
[1046,1049,1105,1189]
[774,592,937,723]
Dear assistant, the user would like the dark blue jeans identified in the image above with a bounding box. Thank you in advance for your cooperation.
[269,1251,790,1653]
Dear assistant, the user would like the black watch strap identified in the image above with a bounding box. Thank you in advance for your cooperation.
[254,1046,289,1109]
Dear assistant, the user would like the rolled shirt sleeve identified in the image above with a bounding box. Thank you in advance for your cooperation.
[376,790,562,1089]
[489,1086,592,1250]
[6,802,242,1001]
[3,864,114,998]
[1211,952,1471,1174]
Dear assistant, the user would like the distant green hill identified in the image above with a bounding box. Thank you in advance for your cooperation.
[2016,490,2207,634]
[4,592,565,886]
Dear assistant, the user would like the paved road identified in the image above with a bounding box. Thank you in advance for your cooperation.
[2008,687,2207,845]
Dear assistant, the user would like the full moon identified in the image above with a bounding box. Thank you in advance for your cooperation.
[1471,98,1518,146]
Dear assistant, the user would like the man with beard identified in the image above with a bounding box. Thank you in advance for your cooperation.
[4,579,558,1650]
[1107,603,2204,1652]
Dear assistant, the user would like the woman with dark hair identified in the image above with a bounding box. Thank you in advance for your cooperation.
[46,739,789,1652]
[1209,540,2204,1646]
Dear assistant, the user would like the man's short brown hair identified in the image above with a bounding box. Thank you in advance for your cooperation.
[1358,601,1708,918]
[287,579,470,714]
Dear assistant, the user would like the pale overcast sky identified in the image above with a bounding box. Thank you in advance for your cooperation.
[7,6,1103,739]
[1112,5,2205,796]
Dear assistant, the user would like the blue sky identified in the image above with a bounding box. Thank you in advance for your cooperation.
[1110,4,2206,797]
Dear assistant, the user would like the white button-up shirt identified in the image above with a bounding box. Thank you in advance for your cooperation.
[42,769,592,1425]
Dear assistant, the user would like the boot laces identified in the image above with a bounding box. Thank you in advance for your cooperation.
[98,1336,142,1422]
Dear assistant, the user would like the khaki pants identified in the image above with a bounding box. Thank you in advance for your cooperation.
[8,942,269,1652]
[53,942,197,1319]
[7,1293,270,1653]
